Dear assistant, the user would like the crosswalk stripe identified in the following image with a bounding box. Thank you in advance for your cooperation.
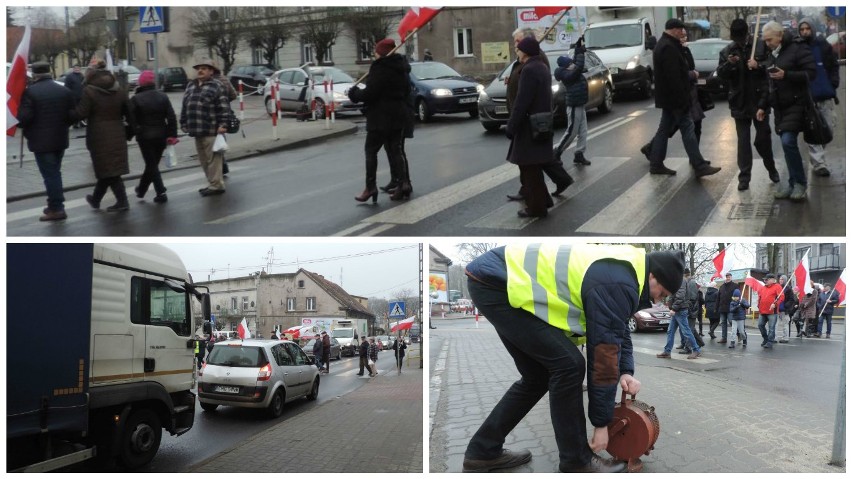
[575,159,694,234]
[466,157,631,230]
[697,172,778,236]
[633,346,718,364]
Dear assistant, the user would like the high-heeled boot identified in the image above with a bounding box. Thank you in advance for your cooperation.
[390,182,412,201]
[106,179,130,212]
[355,188,379,203]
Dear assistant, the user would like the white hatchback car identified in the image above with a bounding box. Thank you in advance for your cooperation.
[198,339,319,418]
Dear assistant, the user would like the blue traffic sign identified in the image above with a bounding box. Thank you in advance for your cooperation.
[389,301,406,319]
[826,6,845,18]
[140,7,165,34]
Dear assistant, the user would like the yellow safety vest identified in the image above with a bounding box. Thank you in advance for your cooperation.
[194,340,200,354]
[505,244,646,345]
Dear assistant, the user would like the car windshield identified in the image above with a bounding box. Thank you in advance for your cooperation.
[331,329,354,338]
[688,43,726,60]
[304,339,317,349]
[207,345,266,367]
[411,62,463,80]
[310,68,355,84]
[585,24,643,49]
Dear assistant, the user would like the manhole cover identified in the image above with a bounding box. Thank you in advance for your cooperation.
[728,203,779,220]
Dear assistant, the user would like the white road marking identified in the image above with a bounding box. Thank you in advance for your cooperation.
[697,172,777,236]
[633,346,718,364]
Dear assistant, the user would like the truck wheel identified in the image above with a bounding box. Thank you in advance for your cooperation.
[307,378,320,401]
[118,409,162,469]
[200,402,218,412]
[268,388,285,419]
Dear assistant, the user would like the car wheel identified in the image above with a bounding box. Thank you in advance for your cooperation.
[416,99,431,122]
[598,84,614,114]
[307,378,319,401]
[640,74,653,99]
[118,409,162,469]
[199,401,218,412]
[481,121,501,132]
[628,317,637,333]
[268,388,285,419]
[265,96,278,117]
[314,98,327,120]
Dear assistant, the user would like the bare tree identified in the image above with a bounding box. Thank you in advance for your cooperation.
[68,20,104,68]
[244,7,291,67]
[345,7,400,60]
[188,7,246,75]
[456,243,500,263]
[298,7,347,65]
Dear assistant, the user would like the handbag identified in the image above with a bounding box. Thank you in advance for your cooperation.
[802,92,832,145]
[226,110,240,134]
[528,111,553,142]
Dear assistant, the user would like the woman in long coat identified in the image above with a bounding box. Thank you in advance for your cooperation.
[72,62,133,212]
[506,37,553,218]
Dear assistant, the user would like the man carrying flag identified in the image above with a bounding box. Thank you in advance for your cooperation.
[748,273,784,349]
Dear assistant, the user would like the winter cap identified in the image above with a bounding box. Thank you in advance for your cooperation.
[725,272,732,277]
[31,62,51,74]
[765,273,776,280]
[557,55,574,68]
[375,38,396,57]
[706,281,716,288]
[732,289,741,297]
[665,18,687,30]
[647,250,686,296]
[321,330,327,335]
[192,58,219,70]
[138,70,155,86]
[730,18,749,41]
[517,37,540,56]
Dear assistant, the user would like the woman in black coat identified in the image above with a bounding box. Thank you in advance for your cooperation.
[506,37,553,218]
[392,336,407,373]
[130,70,177,203]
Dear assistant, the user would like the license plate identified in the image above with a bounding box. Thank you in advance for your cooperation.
[697,79,707,85]
[214,385,240,394]
[495,105,508,115]
[658,320,670,325]
[459,97,477,104]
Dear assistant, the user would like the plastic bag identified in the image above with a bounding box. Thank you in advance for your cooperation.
[368,359,375,366]
[212,134,228,152]
[164,144,177,168]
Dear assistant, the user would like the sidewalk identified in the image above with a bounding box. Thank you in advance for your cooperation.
[6,106,358,202]
[190,365,423,473]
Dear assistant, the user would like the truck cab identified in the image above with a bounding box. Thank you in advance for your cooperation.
[584,17,657,98]
[330,327,359,356]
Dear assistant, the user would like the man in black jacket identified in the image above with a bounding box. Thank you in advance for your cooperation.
[716,18,780,191]
[715,272,738,343]
[704,282,721,339]
[63,65,85,128]
[357,336,372,376]
[17,62,75,221]
[647,19,720,179]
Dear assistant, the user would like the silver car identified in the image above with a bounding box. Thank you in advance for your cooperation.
[198,339,319,418]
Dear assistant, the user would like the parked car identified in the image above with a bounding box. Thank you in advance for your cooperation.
[157,66,188,91]
[301,337,342,361]
[198,339,319,418]
[477,49,614,132]
[408,61,484,122]
[228,64,277,90]
[629,303,672,333]
[687,38,730,96]
[827,31,845,63]
[57,65,139,88]
[263,65,363,119]
[375,335,393,350]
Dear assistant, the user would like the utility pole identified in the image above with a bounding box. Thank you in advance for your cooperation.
[419,244,423,369]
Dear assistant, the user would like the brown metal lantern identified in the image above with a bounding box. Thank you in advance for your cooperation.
[606,391,660,473]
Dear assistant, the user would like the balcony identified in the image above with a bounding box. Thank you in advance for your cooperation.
[810,254,841,272]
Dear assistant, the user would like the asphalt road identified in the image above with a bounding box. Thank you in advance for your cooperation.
[6,71,845,236]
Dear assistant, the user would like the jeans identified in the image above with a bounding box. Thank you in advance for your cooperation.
[664,309,699,353]
[729,320,747,344]
[805,99,835,169]
[650,108,706,169]
[718,312,730,340]
[465,279,593,468]
[818,313,833,335]
[734,116,776,182]
[34,151,66,211]
[779,131,806,187]
[757,313,778,344]
[554,104,588,156]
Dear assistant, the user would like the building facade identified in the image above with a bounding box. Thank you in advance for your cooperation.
[756,243,846,288]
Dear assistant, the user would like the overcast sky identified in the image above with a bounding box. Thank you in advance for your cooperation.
[163,242,421,299]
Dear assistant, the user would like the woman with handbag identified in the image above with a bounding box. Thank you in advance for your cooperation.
[506,37,553,218]
[130,70,177,204]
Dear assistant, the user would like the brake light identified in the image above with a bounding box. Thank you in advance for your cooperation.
[257,363,273,381]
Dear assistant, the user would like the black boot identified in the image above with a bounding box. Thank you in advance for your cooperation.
[106,179,130,212]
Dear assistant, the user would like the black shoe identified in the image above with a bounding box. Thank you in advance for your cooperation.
[552,176,575,196]
[640,143,652,162]
[85,195,101,209]
[769,170,781,183]
[380,181,398,193]
[463,449,532,473]
[153,194,168,203]
[134,186,145,198]
[709,333,716,339]
[738,181,749,191]
[39,209,67,222]
[106,202,129,212]
[506,194,524,201]
[695,165,722,178]
[814,166,831,177]
[675,345,685,350]
[650,165,677,175]
[517,209,547,218]
[677,348,691,354]
[560,454,628,473]
[573,152,591,165]
[200,188,226,197]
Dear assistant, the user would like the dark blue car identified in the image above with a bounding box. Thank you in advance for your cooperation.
[409,61,484,122]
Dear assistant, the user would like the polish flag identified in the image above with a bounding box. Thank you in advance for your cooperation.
[283,325,303,339]
[238,318,251,340]
[390,316,416,332]
[398,7,442,40]
[711,246,735,280]
[794,249,813,296]
[6,25,31,136]
[533,7,571,18]
[836,268,847,306]
[744,272,764,291]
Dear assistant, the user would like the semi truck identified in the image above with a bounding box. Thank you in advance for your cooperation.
[7,244,211,472]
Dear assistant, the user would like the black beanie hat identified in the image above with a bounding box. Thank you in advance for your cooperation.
[648,250,686,296]
[517,37,540,56]
[730,18,748,41]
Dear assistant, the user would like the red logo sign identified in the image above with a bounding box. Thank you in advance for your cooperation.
[519,10,540,22]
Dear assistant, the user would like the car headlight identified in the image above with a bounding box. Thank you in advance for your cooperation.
[431,88,452,97]
[551,84,560,93]
[476,83,485,92]
[333,91,347,100]
[625,55,640,70]
[637,311,652,319]
[479,90,490,101]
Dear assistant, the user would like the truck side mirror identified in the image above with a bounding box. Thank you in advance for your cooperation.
[201,294,211,328]
[645,36,657,50]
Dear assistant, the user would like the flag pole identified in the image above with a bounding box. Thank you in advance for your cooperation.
[750,6,763,60]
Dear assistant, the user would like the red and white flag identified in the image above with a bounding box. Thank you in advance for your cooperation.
[238,318,251,340]
[533,7,571,18]
[836,268,847,306]
[711,246,735,280]
[390,316,416,332]
[794,249,813,296]
[7,24,31,137]
[398,7,442,40]
[744,272,764,291]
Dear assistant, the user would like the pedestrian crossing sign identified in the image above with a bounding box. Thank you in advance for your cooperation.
[139,7,165,33]
[389,301,405,319]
